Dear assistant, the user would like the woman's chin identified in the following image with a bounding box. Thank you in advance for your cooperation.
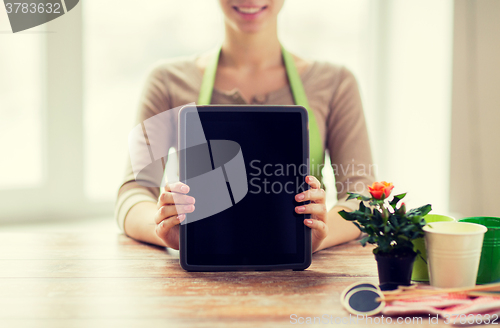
[239,25,265,34]
[230,20,269,34]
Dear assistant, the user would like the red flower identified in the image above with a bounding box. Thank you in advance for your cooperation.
[368,181,394,200]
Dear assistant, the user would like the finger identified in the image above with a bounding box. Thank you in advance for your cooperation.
[156,214,185,238]
[295,203,327,220]
[154,204,195,224]
[164,182,190,194]
[295,188,326,203]
[157,192,195,209]
[305,175,321,189]
[304,218,328,238]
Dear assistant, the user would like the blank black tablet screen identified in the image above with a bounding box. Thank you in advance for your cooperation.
[183,109,308,266]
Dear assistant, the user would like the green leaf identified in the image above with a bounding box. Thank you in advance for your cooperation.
[400,225,415,233]
[369,199,384,207]
[338,210,351,220]
[352,221,363,232]
[377,238,390,253]
[398,235,409,241]
[389,193,407,208]
[418,252,427,264]
[389,215,400,229]
[407,204,432,217]
[411,231,424,240]
[346,193,360,201]
[351,210,366,216]
[410,215,423,224]
[359,236,370,247]
[346,193,371,202]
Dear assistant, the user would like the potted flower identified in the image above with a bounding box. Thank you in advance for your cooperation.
[339,182,432,290]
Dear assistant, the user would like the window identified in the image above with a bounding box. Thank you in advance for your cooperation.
[377,0,453,213]
[0,11,44,189]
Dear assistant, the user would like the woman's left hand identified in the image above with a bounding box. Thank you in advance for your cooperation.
[295,175,328,252]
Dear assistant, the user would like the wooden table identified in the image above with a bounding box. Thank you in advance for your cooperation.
[0,232,450,327]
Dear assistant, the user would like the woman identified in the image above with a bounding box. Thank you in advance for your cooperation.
[115,0,374,253]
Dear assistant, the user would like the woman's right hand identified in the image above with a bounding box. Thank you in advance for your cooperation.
[155,182,195,249]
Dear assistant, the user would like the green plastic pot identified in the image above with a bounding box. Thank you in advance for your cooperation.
[411,214,456,282]
[458,217,500,284]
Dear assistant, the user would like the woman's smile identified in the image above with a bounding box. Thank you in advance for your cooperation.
[232,5,268,20]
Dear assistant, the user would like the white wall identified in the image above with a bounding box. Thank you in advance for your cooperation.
[450,0,500,218]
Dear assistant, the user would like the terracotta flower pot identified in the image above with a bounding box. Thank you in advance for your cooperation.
[375,250,416,291]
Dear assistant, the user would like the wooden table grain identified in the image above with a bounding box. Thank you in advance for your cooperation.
[0,232,448,327]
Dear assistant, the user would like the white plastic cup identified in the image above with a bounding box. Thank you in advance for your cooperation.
[423,221,487,288]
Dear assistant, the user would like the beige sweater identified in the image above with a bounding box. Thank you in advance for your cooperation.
[115,55,375,231]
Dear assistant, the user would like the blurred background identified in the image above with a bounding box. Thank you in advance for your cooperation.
[0,0,499,230]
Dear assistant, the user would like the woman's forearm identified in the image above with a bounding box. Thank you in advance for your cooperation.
[124,202,359,251]
[316,206,361,251]
[124,202,166,247]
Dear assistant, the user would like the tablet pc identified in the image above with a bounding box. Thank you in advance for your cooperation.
[178,105,311,271]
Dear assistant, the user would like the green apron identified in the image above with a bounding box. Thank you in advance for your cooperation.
[197,45,324,181]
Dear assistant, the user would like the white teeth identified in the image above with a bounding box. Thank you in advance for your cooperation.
[237,7,262,14]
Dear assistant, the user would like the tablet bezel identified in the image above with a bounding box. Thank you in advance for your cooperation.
[178,105,312,271]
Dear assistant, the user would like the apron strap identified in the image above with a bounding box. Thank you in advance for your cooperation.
[197,46,325,180]
[281,46,324,180]
[197,49,220,106]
